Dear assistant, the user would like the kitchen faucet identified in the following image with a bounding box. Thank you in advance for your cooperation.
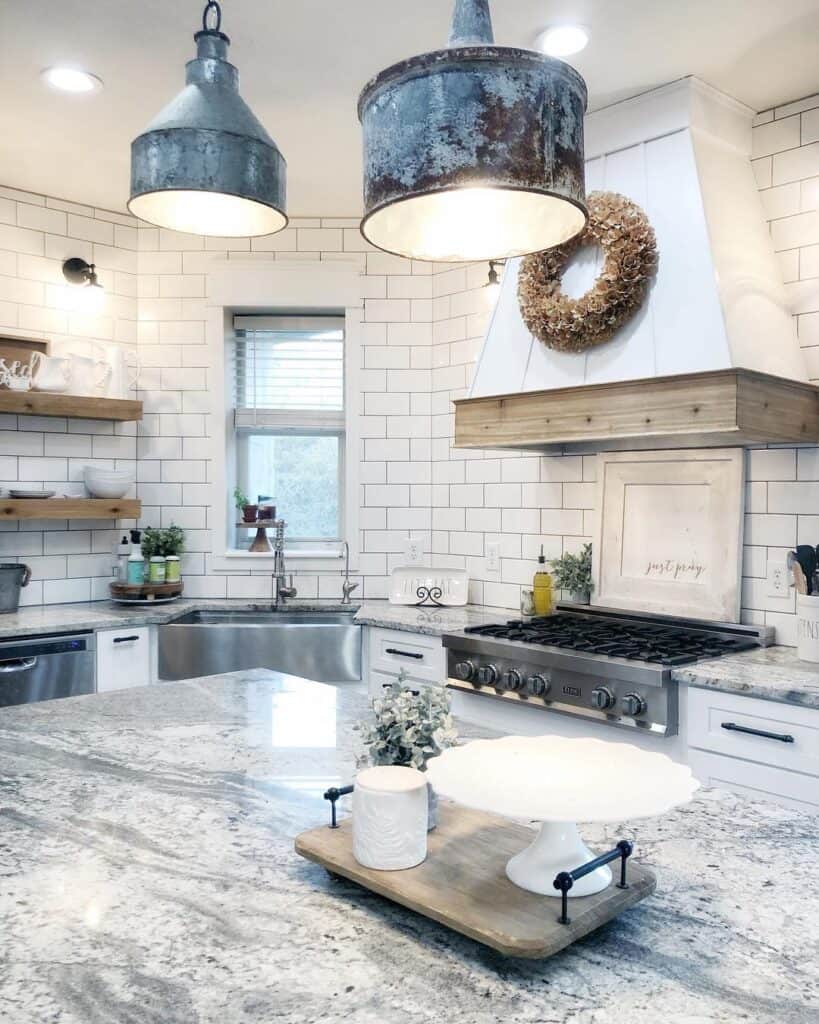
[341,541,359,605]
[272,520,297,608]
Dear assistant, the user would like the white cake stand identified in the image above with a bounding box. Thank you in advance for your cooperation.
[425,736,699,898]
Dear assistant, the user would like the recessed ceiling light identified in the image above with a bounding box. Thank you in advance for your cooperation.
[41,66,103,94]
[536,25,590,58]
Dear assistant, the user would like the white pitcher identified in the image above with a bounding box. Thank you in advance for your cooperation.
[66,354,112,397]
[30,352,72,393]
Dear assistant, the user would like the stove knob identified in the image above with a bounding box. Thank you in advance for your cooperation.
[590,686,616,711]
[501,669,523,692]
[526,674,551,697]
[621,692,647,717]
[454,660,476,682]
[476,664,498,686]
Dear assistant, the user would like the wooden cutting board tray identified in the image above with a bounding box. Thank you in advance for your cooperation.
[295,803,656,958]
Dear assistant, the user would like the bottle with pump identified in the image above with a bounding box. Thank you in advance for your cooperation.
[533,544,554,616]
[116,534,130,582]
[127,529,144,585]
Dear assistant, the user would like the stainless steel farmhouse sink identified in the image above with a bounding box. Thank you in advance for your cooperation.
[158,610,361,683]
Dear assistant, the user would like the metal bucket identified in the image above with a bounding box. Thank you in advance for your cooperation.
[0,564,31,613]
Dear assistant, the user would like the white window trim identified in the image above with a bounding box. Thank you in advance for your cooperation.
[207,259,362,574]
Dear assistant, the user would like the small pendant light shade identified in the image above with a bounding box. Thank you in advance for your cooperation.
[129,2,286,237]
[358,0,588,262]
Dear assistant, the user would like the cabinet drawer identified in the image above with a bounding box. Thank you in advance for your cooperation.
[687,686,819,778]
[688,749,819,811]
[369,627,445,685]
[97,627,152,692]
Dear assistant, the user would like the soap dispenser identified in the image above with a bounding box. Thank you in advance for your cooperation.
[127,529,144,585]
[533,545,554,616]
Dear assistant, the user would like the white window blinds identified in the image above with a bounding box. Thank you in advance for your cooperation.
[233,315,345,429]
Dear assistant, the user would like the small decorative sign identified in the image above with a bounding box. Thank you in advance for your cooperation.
[592,449,745,622]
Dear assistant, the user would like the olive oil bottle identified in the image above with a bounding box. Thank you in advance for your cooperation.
[533,545,554,616]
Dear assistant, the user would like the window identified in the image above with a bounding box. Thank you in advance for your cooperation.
[232,315,345,548]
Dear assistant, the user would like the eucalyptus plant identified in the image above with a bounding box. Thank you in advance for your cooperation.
[356,670,458,772]
[549,543,593,595]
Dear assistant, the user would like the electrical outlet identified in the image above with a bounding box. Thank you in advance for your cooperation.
[486,541,501,574]
[404,537,423,564]
[767,560,790,598]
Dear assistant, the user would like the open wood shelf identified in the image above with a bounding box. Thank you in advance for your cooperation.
[0,499,141,520]
[0,391,142,422]
[453,368,819,452]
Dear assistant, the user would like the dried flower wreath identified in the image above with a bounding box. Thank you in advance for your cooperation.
[518,191,658,353]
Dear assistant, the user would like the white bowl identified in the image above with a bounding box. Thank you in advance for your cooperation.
[83,467,134,499]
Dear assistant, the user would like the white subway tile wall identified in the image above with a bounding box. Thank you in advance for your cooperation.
[0,91,816,637]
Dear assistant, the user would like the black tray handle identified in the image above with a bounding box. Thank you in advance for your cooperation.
[323,784,354,828]
[553,840,633,925]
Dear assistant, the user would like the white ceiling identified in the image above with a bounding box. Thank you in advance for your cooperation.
[1,0,818,217]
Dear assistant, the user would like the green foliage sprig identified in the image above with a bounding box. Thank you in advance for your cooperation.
[549,543,593,594]
[355,670,458,772]
[233,486,250,510]
[141,524,185,559]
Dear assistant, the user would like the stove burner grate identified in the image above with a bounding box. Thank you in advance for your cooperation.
[463,614,757,666]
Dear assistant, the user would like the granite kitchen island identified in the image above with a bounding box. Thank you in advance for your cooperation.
[0,670,816,1023]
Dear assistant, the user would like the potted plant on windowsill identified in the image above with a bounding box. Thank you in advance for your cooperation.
[234,486,257,523]
[550,543,593,605]
[355,670,458,830]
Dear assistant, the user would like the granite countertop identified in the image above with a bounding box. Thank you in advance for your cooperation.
[0,598,506,640]
[353,600,507,635]
[2,598,818,709]
[672,645,819,710]
[0,670,816,1023]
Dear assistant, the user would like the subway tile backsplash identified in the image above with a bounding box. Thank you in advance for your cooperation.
[0,94,816,637]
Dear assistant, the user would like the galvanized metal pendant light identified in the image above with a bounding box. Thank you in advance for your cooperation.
[358,0,588,262]
[129,1,286,237]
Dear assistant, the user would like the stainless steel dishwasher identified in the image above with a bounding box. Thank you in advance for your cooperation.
[158,611,361,683]
[0,633,96,708]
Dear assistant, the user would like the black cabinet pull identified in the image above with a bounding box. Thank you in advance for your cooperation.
[385,648,423,660]
[721,722,795,744]
[113,635,140,644]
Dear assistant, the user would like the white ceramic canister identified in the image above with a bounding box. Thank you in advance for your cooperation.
[796,594,819,662]
[352,765,428,870]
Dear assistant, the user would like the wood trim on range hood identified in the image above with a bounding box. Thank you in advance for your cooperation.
[453,368,819,453]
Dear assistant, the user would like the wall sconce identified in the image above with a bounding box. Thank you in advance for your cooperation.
[62,258,105,312]
[484,260,504,307]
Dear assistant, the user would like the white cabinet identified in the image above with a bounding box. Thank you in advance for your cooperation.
[365,627,446,696]
[96,626,154,692]
[686,686,819,810]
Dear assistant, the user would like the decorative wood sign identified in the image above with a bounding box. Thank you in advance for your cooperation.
[592,449,745,621]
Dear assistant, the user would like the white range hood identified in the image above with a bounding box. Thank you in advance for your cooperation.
[471,77,807,398]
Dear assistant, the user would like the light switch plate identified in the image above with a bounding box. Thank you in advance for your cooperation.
[486,541,501,574]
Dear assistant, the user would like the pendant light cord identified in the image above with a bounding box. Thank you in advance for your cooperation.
[202,1,222,33]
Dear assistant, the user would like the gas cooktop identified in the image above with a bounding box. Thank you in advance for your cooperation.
[443,605,773,737]
[462,614,758,667]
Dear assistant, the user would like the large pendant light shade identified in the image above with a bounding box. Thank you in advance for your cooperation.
[358,0,588,262]
[129,2,286,237]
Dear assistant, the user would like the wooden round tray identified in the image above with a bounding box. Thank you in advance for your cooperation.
[110,580,184,603]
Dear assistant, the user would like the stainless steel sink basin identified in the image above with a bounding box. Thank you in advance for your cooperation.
[158,610,361,683]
